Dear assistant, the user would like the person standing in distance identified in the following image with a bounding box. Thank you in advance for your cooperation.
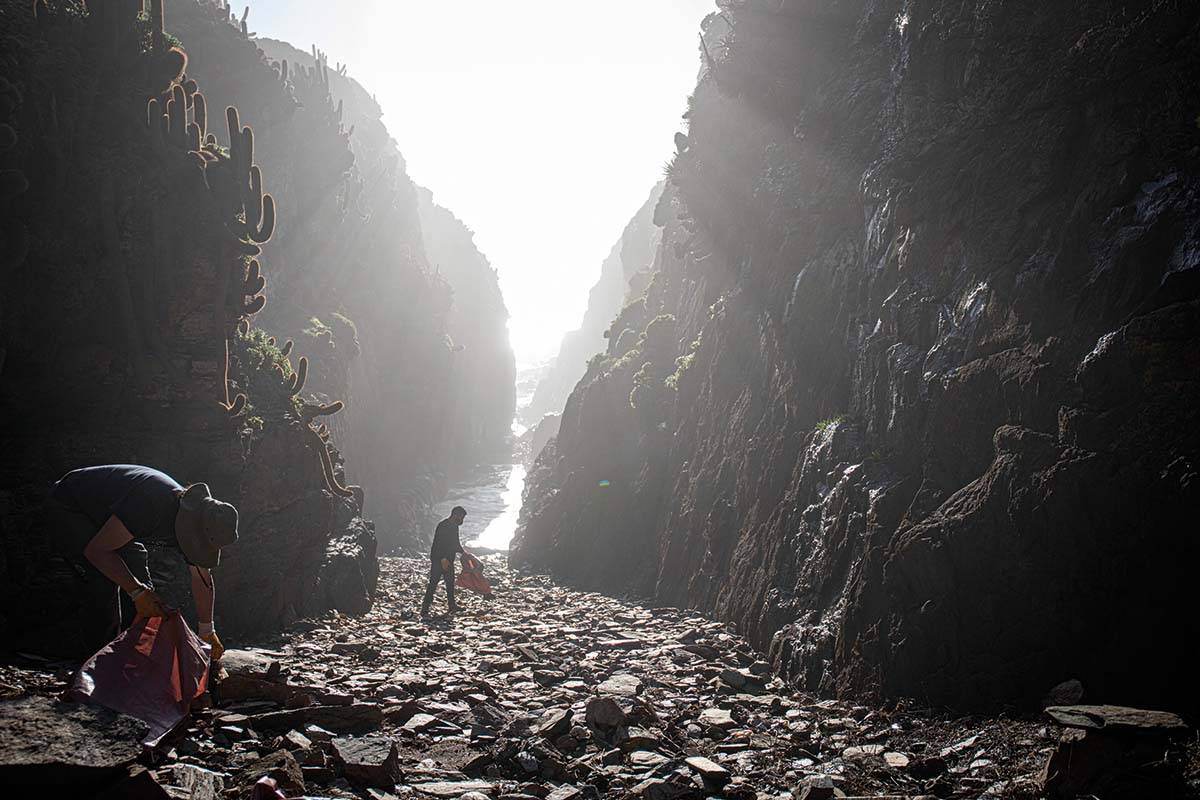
[421,505,465,618]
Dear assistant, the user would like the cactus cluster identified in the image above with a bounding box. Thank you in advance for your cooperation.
[213,106,277,252]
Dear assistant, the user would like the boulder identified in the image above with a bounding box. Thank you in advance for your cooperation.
[235,750,304,799]
[331,736,400,788]
[0,697,148,787]
[1041,706,1190,797]
[537,707,573,739]
[585,696,626,730]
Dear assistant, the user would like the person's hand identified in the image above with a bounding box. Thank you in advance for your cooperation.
[201,631,225,661]
[130,585,169,620]
[440,557,450,572]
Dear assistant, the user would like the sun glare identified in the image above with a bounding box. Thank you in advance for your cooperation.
[250,0,715,367]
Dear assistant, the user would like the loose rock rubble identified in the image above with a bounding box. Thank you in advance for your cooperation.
[1,556,1196,798]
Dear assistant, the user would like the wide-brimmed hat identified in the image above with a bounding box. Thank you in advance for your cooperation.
[176,483,239,567]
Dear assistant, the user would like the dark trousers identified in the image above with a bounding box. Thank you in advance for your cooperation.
[421,557,456,612]
[46,499,153,654]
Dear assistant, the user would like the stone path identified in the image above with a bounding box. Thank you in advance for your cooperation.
[1,555,1192,798]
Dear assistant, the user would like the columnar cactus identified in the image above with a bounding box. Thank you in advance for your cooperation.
[221,393,247,415]
[300,400,344,421]
[242,293,266,315]
[310,426,354,498]
[288,356,308,396]
[193,92,207,139]
[243,259,266,296]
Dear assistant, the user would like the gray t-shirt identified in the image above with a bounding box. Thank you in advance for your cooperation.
[52,464,182,546]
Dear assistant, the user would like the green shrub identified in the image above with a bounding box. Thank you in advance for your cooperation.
[816,415,844,433]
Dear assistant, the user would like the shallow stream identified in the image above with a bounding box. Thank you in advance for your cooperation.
[432,462,526,551]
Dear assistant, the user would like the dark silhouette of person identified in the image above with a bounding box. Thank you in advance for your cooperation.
[421,506,465,617]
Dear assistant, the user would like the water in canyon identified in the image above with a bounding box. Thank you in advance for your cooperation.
[433,462,526,551]
[431,363,543,550]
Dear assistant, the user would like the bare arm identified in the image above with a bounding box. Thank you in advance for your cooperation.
[83,515,141,595]
[190,566,215,625]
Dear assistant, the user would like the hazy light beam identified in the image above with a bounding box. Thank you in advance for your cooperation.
[249,0,714,366]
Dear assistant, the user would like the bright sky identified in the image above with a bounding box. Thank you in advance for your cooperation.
[248,0,714,367]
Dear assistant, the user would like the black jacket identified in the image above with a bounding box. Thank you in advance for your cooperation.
[430,518,463,562]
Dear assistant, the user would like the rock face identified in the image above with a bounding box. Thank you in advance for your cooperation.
[417,186,518,467]
[0,0,377,642]
[187,18,514,550]
[515,412,561,469]
[524,182,665,425]
[0,1,507,643]
[514,1,1200,712]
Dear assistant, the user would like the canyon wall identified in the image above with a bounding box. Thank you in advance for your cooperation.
[0,0,508,647]
[0,0,376,642]
[523,182,664,425]
[513,0,1200,712]
[171,8,514,549]
[417,187,517,466]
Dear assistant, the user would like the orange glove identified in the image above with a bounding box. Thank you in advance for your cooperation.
[130,585,168,620]
[201,631,225,661]
[440,558,451,573]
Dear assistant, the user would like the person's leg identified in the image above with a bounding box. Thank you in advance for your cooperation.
[46,500,120,651]
[444,563,457,613]
[420,559,439,614]
[116,540,151,630]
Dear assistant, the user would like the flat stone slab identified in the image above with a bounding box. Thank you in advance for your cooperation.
[0,696,149,786]
[402,712,439,732]
[251,703,383,733]
[684,755,730,784]
[411,779,495,797]
[628,750,670,768]
[1045,705,1188,734]
[698,707,736,728]
[598,673,642,697]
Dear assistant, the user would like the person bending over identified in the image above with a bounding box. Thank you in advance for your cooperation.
[421,505,466,617]
[48,464,238,659]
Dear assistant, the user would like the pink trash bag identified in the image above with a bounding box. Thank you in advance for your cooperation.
[456,552,493,597]
[67,613,210,746]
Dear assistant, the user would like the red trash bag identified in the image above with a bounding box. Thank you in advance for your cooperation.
[456,552,493,596]
[67,613,210,746]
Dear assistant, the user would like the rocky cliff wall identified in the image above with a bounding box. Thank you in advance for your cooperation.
[0,0,378,641]
[523,182,665,425]
[150,3,515,550]
[417,187,517,465]
[514,0,1200,712]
